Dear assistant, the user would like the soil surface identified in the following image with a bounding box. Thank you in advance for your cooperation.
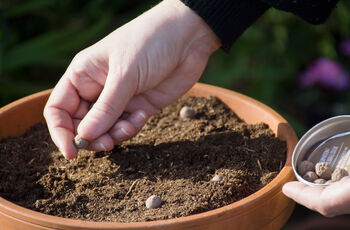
[0,96,286,222]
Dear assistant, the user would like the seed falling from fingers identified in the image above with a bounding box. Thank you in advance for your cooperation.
[73,135,89,149]
[146,195,162,209]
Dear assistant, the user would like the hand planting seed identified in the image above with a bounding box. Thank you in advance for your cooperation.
[313,178,326,184]
[146,195,161,209]
[211,175,223,182]
[73,135,89,149]
[331,168,349,182]
[303,171,318,182]
[180,106,195,119]
[315,162,332,180]
[298,160,314,176]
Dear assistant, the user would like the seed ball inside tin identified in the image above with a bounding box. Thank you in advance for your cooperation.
[179,106,195,119]
[303,171,318,182]
[145,195,161,209]
[331,168,349,182]
[315,162,332,180]
[298,160,314,176]
[344,165,350,175]
[313,178,326,184]
[73,135,89,149]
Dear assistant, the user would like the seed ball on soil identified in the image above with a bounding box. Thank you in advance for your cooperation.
[331,168,349,182]
[298,160,314,176]
[303,171,318,182]
[73,135,89,149]
[313,178,326,184]
[179,106,195,119]
[145,195,162,209]
[211,175,223,182]
[315,162,332,180]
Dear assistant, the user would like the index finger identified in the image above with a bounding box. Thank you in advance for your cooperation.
[44,76,80,159]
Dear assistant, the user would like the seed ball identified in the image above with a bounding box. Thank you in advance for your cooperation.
[298,160,315,176]
[73,135,89,149]
[313,178,326,184]
[179,106,195,119]
[331,168,349,182]
[211,175,223,182]
[303,171,318,182]
[315,162,332,180]
[344,165,350,175]
[145,195,161,209]
[325,180,333,185]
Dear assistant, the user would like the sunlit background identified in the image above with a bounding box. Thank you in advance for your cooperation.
[0,1,350,228]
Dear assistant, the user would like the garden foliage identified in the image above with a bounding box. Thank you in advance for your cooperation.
[1,0,349,136]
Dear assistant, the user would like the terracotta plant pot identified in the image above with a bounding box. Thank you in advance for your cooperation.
[0,83,298,230]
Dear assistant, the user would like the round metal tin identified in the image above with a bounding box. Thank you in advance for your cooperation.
[292,115,350,186]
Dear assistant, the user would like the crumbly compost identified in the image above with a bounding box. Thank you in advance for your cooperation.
[0,96,286,222]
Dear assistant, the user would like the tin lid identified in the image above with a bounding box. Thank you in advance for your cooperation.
[292,115,350,186]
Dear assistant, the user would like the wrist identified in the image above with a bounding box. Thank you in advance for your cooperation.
[161,0,221,55]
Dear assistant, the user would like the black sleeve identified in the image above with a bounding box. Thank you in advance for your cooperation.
[180,0,339,52]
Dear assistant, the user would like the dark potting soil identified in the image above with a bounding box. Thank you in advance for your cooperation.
[0,96,286,222]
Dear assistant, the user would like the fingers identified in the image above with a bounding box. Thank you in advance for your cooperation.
[109,120,136,143]
[77,58,137,141]
[283,178,350,217]
[81,110,148,152]
[283,181,324,212]
[108,110,148,143]
[44,77,80,159]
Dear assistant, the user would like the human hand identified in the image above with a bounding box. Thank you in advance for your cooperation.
[44,0,220,159]
[283,177,350,217]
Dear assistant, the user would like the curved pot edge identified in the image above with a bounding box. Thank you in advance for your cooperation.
[0,83,298,229]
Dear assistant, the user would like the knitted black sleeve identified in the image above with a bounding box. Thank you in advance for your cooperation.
[181,0,269,52]
[261,0,339,25]
[181,0,339,52]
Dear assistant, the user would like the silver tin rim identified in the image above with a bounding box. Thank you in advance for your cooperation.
[292,115,350,186]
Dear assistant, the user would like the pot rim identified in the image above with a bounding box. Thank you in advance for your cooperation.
[0,83,297,229]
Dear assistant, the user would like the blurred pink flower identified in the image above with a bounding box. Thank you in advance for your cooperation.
[299,58,350,91]
[340,39,350,57]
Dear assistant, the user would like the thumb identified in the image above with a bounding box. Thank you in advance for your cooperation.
[77,65,137,141]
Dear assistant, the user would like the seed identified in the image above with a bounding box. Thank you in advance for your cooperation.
[145,195,161,209]
[179,106,195,119]
[73,135,89,149]
[313,178,326,184]
[298,160,314,176]
[315,162,332,180]
[211,175,223,182]
[331,168,349,182]
[303,171,318,182]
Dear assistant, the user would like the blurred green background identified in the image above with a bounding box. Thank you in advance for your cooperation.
[1,0,350,138]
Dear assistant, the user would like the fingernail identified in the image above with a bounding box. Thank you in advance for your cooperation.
[59,149,67,159]
[113,127,130,140]
[128,111,147,128]
[92,142,107,151]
